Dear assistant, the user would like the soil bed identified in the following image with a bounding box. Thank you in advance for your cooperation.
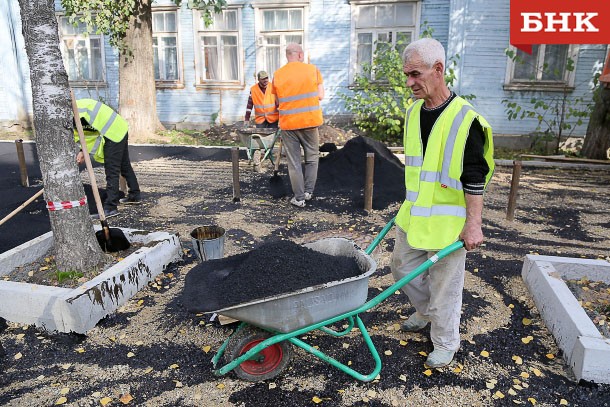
[564,278,610,338]
[2,243,143,289]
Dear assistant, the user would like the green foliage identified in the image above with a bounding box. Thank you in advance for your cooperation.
[55,270,84,283]
[61,0,226,52]
[340,22,474,144]
[501,49,596,154]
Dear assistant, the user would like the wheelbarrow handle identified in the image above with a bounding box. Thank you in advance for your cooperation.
[364,217,395,255]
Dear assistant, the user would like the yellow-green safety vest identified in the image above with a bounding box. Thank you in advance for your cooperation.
[73,99,129,163]
[395,96,495,250]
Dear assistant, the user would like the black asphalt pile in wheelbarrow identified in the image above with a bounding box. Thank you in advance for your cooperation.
[182,239,362,312]
[316,136,405,209]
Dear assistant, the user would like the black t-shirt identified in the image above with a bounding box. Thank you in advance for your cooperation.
[418,92,489,195]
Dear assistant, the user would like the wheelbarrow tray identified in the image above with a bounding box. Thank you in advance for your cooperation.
[211,238,376,333]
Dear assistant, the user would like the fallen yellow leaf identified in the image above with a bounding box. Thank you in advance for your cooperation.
[75,348,85,353]
[399,340,407,346]
[545,353,555,359]
[312,396,322,404]
[486,382,495,389]
[418,351,428,356]
[55,397,67,405]
[268,383,277,389]
[384,350,392,356]
[100,397,112,406]
[127,352,135,358]
[342,343,350,349]
[527,397,537,405]
[14,352,23,360]
[39,266,49,271]
[559,399,568,405]
[453,366,462,373]
[137,300,144,306]
[60,387,69,395]
[120,393,134,404]
[508,388,517,396]
[202,345,211,353]
[531,368,542,377]
[520,372,530,379]
[521,336,533,344]
[423,369,432,376]
[143,367,153,374]
[16,333,25,340]
[512,355,523,364]
[522,318,532,326]
[480,350,490,357]
[399,374,407,381]
[216,383,225,389]
[494,391,505,399]
[169,364,179,369]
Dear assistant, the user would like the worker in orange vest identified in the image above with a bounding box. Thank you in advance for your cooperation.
[244,71,279,128]
[271,43,324,208]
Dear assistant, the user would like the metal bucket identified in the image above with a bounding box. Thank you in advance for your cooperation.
[190,226,225,262]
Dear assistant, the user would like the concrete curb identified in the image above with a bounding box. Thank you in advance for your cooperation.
[522,255,610,383]
[0,228,182,334]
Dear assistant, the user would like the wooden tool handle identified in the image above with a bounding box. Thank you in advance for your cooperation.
[70,91,107,222]
[0,188,44,227]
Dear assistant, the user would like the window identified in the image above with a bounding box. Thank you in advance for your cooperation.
[505,45,579,91]
[256,8,305,76]
[58,17,105,83]
[195,8,241,85]
[351,2,419,81]
[153,10,181,85]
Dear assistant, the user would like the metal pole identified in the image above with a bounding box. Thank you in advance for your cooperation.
[231,147,241,202]
[506,160,522,221]
[364,153,374,211]
[15,139,29,187]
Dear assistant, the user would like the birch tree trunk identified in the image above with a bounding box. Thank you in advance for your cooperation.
[18,0,108,272]
[582,86,610,160]
[119,0,164,141]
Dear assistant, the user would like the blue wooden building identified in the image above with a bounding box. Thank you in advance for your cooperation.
[0,0,607,138]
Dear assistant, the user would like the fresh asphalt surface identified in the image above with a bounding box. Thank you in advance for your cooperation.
[0,140,239,253]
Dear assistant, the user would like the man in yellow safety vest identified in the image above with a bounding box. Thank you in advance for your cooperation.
[75,99,141,219]
[391,38,494,368]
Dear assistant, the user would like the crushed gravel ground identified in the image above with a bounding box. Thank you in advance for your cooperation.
[1,140,610,406]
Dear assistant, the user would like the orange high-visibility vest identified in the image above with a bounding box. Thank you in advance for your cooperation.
[251,84,279,124]
[272,62,323,130]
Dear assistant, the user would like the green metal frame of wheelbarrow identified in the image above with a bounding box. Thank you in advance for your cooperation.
[211,218,464,382]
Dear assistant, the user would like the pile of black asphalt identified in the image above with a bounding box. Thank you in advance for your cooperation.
[182,239,362,312]
[266,135,405,210]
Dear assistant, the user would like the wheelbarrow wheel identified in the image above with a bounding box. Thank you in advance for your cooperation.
[225,326,293,382]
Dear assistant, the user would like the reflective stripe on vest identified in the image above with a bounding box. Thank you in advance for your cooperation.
[396,96,494,250]
[251,84,279,124]
[272,62,323,130]
[76,99,128,143]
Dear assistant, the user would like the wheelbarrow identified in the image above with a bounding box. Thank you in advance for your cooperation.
[209,218,464,382]
[236,127,281,168]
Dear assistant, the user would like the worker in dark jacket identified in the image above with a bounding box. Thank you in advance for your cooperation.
[75,99,141,218]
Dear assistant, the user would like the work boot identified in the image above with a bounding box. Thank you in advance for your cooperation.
[119,195,141,205]
[290,197,305,208]
[400,313,429,332]
[91,208,119,220]
[425,349,455,368]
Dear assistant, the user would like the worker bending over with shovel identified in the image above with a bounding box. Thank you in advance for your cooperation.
[75,99,141,219]
[392,38,494,368]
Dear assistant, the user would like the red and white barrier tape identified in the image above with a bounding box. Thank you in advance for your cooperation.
[46,197,88,211]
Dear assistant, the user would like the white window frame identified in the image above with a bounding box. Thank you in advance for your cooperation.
[57,15,106,86]
[504,45,580,92]
[254,3,309,78]
[152,7,183,88]
[193,6,243,89]
[349,1,421,83]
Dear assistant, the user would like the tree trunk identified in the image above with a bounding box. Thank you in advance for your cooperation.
[18,0,108,272]
[582,86,610,159]
[119,0,164,141]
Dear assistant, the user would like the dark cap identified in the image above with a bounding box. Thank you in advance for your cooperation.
[257,71,269,80]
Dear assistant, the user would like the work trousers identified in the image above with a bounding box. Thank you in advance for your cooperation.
[391,225,467,352]
[103,133,140,211]
[282,127,320,201]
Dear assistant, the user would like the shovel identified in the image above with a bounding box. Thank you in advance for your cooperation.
[0,188,44,227]
[70,92,130,253]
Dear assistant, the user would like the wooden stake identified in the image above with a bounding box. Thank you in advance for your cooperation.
[506,160,522,221]
[231,147,241,202]
[364,152,374,212]
[15,139,29,187]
